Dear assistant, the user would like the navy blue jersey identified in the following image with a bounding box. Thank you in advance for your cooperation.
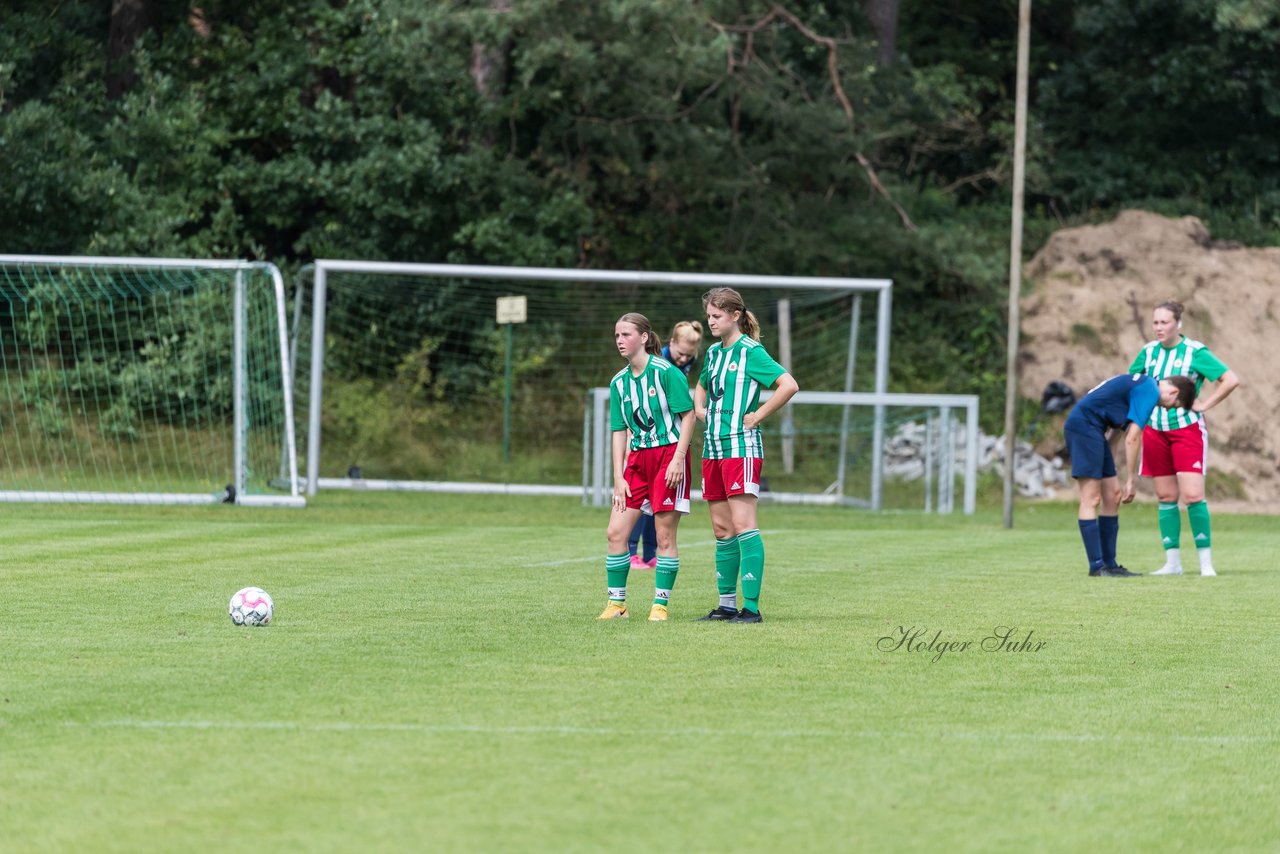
[1065,374,1160,433]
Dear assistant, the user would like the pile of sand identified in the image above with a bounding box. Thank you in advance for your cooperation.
[1019,209,1278,505]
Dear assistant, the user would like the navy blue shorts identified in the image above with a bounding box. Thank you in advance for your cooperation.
[1064,427,1116,480]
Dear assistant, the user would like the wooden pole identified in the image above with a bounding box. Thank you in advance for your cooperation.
[1003,0,1032,529]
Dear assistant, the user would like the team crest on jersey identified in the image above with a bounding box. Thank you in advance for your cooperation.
[728,363,738,372]
[648,386,657,396]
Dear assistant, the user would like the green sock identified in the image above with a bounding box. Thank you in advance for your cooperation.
[1187,500,1211,550]
[654,555,678,606]
[1158,502,1181,551]
[606,553,630,603]
[715,536,740,602]
[738,528,764,613]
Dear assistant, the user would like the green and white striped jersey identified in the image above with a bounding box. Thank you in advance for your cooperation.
[609,355,695,450]
[699,336,786,460]
[1129,336,1228,431]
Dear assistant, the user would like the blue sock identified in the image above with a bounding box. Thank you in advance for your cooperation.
[627,519,642,558]
[641,515,657,562]
[1098,515,1119,568]
[1078,519,1105,573]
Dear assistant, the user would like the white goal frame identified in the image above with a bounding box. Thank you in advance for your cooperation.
[0,254,304,507]
[303,261,892,502]
[586,388,979,514]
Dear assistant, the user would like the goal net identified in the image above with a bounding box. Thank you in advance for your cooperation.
[293,262,894,504]
[0,256,303,506]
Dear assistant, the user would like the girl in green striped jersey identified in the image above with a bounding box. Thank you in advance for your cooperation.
[599,313,696,621]
[1129,300,1240,576]
[693,288,799,623]
[627,320,704,569]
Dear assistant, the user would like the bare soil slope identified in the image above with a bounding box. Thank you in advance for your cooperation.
[1019,209,1278,504]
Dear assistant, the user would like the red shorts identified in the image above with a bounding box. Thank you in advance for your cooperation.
[1140,422,1208,477]
[623,445,691,515]
[701,457,762,501]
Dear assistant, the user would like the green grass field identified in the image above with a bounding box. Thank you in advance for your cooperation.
[2,494,1278,852]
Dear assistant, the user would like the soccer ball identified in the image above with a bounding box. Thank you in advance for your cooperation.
[229,587,274,627]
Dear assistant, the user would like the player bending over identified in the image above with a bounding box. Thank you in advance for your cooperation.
[1063,373,1196,577]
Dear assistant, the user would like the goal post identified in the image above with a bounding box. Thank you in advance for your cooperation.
[0,255,303,507]
[297,261,893,505]
[586,388,980,514]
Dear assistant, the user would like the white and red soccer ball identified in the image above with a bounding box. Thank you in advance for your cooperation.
[229,587,274,627]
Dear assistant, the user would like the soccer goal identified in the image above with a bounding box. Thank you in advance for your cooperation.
[293,262,893,505]
[0,255,303,507]
[585,388,979,513]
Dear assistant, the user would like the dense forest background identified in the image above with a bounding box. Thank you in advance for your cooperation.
[3,0,1278,420]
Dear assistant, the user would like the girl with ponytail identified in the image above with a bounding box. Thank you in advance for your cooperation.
[597,312,695,621]
[693,288,799,623]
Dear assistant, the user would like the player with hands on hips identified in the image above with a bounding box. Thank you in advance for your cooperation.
[1129,299,1241,577]
[693,288,799,623]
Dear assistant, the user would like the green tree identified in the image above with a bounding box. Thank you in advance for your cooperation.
[1036,0,1280,228]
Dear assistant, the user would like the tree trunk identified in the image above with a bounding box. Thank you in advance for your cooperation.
[107,0,157,99]
[864,0,899,67]
[470,0,513,101]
